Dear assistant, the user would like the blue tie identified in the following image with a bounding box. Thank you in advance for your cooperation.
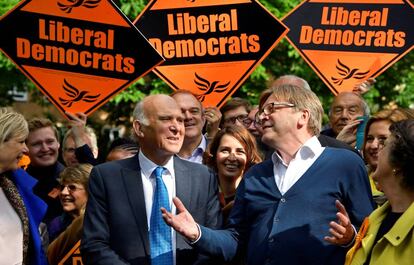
[150,166,173,265]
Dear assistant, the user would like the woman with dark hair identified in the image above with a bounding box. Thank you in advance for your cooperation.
[0,107,48,265]
[362,108,413,205]
[328,119,414,265]
[204,126,262,222]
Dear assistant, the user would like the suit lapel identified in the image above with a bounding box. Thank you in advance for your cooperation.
[120,156,150,256]
[174,157,192,210]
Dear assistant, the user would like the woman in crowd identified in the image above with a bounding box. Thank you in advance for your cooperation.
[47,163,92,264]
[204,126,262,222]
[0,107,48,265]
[328,119,414,265]
[48,164,91,242]
[362,108,414,205]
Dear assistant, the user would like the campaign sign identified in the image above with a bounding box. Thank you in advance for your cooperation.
[0,0,163,118]
[283,0,414,94]
[58,240,82,265]
[134,0,288,107]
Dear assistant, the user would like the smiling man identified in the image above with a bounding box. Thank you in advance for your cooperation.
[171,90,221,164]
[26,118,64,223]
[322,92,370,147]
[81,94,222,265]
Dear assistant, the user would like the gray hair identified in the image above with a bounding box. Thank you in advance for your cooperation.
[63,126,98,153]
[328,92,370,117]
[275,75,312,91]
[133,100,149,126]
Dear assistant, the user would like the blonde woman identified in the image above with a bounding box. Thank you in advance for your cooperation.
[0,107,47,265]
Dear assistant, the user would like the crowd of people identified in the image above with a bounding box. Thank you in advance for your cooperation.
[0,74,413,265]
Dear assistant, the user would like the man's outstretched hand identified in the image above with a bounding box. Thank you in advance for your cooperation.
[324,200,355,246]
[161,197,200,242]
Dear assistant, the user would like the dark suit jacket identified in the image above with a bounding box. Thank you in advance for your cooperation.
[81,155,222,265]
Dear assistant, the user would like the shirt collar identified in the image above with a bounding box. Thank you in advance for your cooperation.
[138,151,175,180]
[194,135,207,155]
[271,136,323,166]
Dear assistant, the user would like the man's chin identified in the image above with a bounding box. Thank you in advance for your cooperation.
[33,159,57,167]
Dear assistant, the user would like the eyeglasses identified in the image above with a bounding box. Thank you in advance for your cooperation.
[255,102,295,125]
[59,184,84,193]
[223,114,253,127]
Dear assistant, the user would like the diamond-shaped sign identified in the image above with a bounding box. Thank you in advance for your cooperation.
[134,0,288,107]
[0,0,163,119]
[283,0,414,95]
[57,240,82,265]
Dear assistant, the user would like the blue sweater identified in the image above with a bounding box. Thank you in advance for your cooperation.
[196,148,375,265]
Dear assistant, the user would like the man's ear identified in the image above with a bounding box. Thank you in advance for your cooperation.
[133,120,144,137]
[298,109,310,129]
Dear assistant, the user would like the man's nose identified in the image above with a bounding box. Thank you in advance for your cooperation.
[183,110,192,119]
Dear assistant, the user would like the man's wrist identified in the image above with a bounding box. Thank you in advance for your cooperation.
[341,225,357,248]
[188,223,202,244]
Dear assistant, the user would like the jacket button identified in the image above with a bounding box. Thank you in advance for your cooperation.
[280,198,286,203]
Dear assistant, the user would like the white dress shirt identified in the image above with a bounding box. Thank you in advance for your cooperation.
[138,151,176,264]
[272,136,325,195]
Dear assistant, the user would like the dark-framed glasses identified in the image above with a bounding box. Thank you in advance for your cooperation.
[223,114,252,126]
[59,184,84,193]
[255,102,295,125]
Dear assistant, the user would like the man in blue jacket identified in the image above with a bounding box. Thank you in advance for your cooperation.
[162,83,375,265]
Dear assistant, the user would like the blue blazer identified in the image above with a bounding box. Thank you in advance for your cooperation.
[81,155,222,265]
[195,148,375,265]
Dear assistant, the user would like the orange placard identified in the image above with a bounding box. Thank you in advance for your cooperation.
[134,0,288,107]
[283,0,414,95]
[0,0,163,119]
[58,240,82,265]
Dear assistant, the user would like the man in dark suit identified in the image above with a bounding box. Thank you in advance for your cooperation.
[162,84,374,265]
[81,94,222,265]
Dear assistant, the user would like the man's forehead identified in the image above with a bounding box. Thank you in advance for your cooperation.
[333,93,362,107]
[173,93,202,109]
[28,126,56,138]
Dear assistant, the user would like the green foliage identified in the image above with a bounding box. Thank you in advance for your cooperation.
[0,0,413,124]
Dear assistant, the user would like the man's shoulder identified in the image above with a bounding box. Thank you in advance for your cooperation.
[174,155,209,171]
[319,147,365,171]
[93,155,138,172]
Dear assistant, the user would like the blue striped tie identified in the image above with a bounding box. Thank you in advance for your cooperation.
[150,166,173,265]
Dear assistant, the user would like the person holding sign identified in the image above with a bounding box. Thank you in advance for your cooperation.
[81,94,222,265]
[161,84,374,265]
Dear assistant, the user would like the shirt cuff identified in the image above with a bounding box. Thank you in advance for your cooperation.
[341,224,357,248]
[188,223,202,244]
